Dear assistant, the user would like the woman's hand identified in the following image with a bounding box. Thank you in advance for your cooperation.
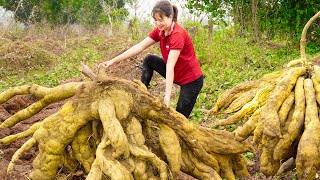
[164,94,171,108]
[98,59,115,69]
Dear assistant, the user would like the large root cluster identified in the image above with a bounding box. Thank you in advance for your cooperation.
[210,11,320,180]
[0,73,251,180]
[211,63,320,179]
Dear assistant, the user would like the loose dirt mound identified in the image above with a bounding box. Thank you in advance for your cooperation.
[0,40,60,74]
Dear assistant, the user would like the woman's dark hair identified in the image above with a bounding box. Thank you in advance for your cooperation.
[152,0,178,22]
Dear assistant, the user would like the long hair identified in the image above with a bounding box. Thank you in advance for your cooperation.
[152,0,178,22]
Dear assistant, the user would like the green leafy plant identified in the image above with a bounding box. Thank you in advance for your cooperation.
[244,152,254,161]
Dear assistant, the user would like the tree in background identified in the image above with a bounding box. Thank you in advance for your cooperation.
[185,0,231,33]
[185,0,320,51]
[0,0,37,27]
[0,0,130,27]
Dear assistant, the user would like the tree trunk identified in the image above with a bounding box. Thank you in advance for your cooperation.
[251,0,260,42]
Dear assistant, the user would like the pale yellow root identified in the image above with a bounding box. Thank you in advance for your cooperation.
[86,160,103,180]
[125,116,145,147]
[281,104,295,134]
[260,67,306,176]
[0,122,41,144]
[259,69,289,86]
[98,98,130,159]
[0,84,50,103]
[232,154,251,178]
[260,135,280,176]
[214,154,235,180]
[71,123,96,173]
[214,85,273,127]
[2,76,257,179]
[129,144,169,180]
[125,116,148,179]
[287,59,305,67]
[304,79,318,126]
[7,138,37,173]
[311,75,320,105]
[212,69,286,114]
[87,135,133,180]
[273,107,297,161]
[180,142,222,180]
[262,67,306,138]
[158,121,221,171]
[235,109,261,141]
[296,79,320,180]
[133,159,148,180]
[158,123,181,176]
[252,121,263,146]
[296,119,320,180]
[211,80,260,114]
[30,100,94,180]
[278,92,295,126]
[223,89,257,114]
[311,65,320,104]
[273,77,305,161]
[0,82,84,128]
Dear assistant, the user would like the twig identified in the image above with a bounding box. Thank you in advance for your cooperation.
[80,64,96,80]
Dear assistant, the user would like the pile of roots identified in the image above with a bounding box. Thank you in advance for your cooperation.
[0,69,252,180]
[211,64,320,179]
[211,11,320,180]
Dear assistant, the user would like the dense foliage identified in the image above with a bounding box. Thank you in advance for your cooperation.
[0,0,129,27]
[185,0,320,53]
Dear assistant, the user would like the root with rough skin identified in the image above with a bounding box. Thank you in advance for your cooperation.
[209,12,320,179]
[0,73,251,180]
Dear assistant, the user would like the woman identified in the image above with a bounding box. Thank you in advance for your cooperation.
[99,0,203,118]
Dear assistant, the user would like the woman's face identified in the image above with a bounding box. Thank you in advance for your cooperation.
[153,13,172,32]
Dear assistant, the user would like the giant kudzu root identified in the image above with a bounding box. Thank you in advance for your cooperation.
[0,71,252,180]
[212,11,320,179]
[213,63,320,179]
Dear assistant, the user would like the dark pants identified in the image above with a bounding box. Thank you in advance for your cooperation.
[141,54,203,118]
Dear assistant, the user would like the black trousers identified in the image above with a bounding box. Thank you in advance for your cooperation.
[141,54,203,118]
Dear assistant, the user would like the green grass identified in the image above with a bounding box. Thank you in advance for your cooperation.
[244,152,255,160]
[188,26,301,122]
[0,46,104,91]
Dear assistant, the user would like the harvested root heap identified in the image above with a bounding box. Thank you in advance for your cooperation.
[211,11,320,180]
[0,71,252,179]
